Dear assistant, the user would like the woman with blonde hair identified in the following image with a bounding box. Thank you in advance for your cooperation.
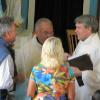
[27,37,75,100]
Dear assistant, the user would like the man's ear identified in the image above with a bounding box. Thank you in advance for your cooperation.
[87,26,92,32]
[32,32,36,37]
[4,32,11,42]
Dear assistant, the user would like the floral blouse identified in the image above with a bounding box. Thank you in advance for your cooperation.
[30,64,75,100]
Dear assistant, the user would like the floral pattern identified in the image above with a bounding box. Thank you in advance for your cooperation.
[30,64,74,100]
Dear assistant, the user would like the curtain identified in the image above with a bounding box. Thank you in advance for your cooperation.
[97,0,100,21]
[6,0,15,17]
[1,0,6,12]
[21,0,29,29]
[0,0,3,17]
[6,0,23,26]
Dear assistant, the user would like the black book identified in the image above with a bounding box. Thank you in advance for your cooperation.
[68,54,93,86]
[68,54,93,71]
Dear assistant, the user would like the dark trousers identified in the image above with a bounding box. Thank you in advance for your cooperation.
[0,89,8,100]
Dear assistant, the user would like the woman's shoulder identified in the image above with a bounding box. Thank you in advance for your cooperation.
[60,64,68,70]
[32,65,42,71]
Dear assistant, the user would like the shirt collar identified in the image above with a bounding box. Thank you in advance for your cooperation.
[36,36,43,45]
[80,34,96,44]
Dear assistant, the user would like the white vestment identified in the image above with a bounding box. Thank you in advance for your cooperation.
[69,33,100,100]
[15,35,42,100]
[15,35,42,78]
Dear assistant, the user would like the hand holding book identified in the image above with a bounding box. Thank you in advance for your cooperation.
[67,54,93,86]
[68,54,93,71]
[71,67,82,76]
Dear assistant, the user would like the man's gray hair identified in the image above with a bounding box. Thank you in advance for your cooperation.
[34,18,53,32]
[0,16,14,37]
[75,15,98,33]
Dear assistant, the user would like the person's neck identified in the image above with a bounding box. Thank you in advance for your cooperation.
[36,37,43,45]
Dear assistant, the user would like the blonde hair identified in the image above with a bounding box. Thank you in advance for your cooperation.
[40,37,64,68]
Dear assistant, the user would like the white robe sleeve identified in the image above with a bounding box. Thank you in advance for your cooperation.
[82,61,100,91]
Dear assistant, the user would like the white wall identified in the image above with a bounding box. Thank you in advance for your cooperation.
[83,0,90,14]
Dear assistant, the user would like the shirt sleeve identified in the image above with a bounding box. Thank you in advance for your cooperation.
[82,62,100,90]
[30,67,35,82]
[7,55,14,78]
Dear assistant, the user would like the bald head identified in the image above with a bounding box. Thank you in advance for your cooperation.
[35,18,53,31]
[34,18,54,44]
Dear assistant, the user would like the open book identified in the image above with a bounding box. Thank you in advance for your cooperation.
[68,54,93,71]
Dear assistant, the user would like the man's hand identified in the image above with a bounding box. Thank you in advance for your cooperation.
[64,52,71,61]
[17,72,25,83]
[71,67,82,76]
